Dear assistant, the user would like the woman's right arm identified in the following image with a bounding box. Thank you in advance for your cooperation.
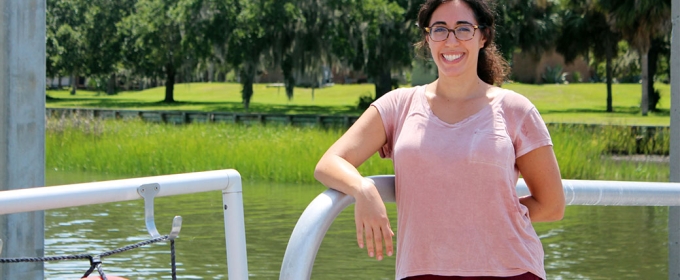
[314,106,394,261]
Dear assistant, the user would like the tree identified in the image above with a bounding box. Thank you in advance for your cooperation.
[329,0,420,100]
[224,0,269,110]
[556,0,620,112]
[81,0,137,94]
[599,0,672,115]
[272,0,332,101]
[120,0,209,103]
[47,0,88,95]
[495,0,561,62]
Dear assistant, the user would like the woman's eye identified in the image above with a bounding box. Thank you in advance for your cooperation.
[433,27,448,33]
[456,26,472,33]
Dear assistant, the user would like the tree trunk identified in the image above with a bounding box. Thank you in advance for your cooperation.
[606,41,613,113]
[57,75,62,89]
[70,71,77,95]
[164,62,176,103]
[373,68,392,100]
[640,52,649,116]
[282,55,295,101]
[208,62,214,82]
[240,63,256,111]
[107,73,116,95]
[647,40,660,112]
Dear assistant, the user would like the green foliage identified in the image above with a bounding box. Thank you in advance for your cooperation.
[47,0,88,94]
[549,123,669,182]
[598,0,672,114]
[571,71,582,83]
[46,116,393,183]
[356,94,374,110]
[328,0,419,99]
[495,0,561,60]
[541,65,567,84]
[45,0,674,113]
[598,0,671,53]
[556,1,619,64]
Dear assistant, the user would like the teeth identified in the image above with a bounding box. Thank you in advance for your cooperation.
[443,54,462,61]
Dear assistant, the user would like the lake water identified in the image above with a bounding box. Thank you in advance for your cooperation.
[42,170,668,280]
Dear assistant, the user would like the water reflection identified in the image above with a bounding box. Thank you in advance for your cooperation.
[44,171,668,279]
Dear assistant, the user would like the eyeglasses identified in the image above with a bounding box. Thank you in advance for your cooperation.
[424,24,483,42]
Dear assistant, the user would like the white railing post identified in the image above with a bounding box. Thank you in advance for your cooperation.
[222,170,249,280]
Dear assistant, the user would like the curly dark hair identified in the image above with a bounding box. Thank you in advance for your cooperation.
[414,0,509,85]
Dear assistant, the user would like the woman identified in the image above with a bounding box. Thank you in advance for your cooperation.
[314,0,565,279]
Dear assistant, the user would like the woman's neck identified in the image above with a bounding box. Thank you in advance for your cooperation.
[428,76,489,102]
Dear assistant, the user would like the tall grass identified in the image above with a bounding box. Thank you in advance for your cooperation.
[550,124,669,182]
[46,115,393,183]
[46,116,670,184]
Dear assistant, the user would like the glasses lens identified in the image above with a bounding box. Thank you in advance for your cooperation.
[454,25,474,40]
[430,26,449,41]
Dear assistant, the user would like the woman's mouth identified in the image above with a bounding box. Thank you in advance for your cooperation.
[442,53,463,62]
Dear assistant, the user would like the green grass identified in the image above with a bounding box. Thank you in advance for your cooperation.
[46,116,670,184]
[47,82,672,125]
[47,83,374,115]
[505,83,672,126]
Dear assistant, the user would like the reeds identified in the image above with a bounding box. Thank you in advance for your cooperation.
[46,117,671,184]
[549,124,670,182]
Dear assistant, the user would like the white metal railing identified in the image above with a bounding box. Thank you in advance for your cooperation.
[0,169,249,280]
[280,175,680,280]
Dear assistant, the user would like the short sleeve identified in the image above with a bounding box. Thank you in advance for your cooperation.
[371,87,417,159]
[514,106,553,158]
[371,93,398,158]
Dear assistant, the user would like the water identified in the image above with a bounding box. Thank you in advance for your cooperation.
[42,170,668,279]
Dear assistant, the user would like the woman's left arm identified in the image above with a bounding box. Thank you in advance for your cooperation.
[516,145,565,222]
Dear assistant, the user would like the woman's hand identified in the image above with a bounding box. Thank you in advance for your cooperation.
[353,179,394,261]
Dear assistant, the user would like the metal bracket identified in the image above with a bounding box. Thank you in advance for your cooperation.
[137,183,182,240]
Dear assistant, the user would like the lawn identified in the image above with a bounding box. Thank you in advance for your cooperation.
[46,82,672,126]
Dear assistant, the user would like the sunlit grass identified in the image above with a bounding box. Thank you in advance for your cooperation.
[47,83,374,115]
[504,83,671,126]
[46,116,670,184]
[47,82,672,125]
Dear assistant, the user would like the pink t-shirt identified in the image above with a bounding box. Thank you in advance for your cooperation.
[372,85,552,280]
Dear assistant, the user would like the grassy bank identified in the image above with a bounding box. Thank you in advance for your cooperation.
[47,82,672,126]
[46,116,670,184]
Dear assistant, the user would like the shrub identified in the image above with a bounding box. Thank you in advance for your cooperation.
[356,94,374,110]
[542,65,568,84]
[571,71,582,83]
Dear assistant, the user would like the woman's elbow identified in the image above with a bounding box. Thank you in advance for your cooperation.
[314,155,335,184]
[546,200,566,221]
[313,160,326,182]
[550,205,565,221]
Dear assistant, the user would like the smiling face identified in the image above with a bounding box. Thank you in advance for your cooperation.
[427,0,486,80]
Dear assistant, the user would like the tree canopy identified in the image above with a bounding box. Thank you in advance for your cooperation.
[46,0,673,114]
